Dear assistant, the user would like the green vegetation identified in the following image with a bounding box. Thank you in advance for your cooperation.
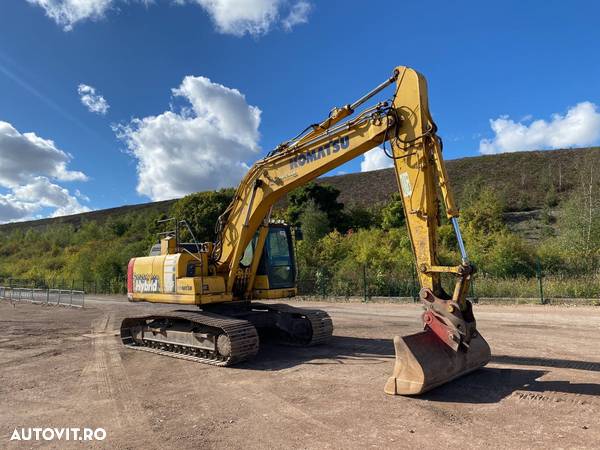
[170,189,234,242]
[291,156,600,299]
[0,211,164,292]
[317,146,600,213]
[1,147,600,300]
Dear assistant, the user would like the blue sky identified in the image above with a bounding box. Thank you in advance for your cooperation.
[0,0,599,221]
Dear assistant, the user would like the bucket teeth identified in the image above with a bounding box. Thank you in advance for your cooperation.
[384,329,491,395]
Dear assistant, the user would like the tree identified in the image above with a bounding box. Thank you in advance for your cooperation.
[461,187,506,237]
[381,193,405,230]
[94,247,126,281]
[459,176,486,209]
[550,177,600,273]
[106,218,129,237]
[298,200,330,244]
[170,189,234,242]
[294,201,331,286]
[483,233,534,277]
[346,204,382,230]
[286,182,348,231]
[458,185,535,276]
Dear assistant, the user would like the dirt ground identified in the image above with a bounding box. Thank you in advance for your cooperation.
[1,296,599,449]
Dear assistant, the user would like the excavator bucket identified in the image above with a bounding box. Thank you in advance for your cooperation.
[384,328,491,395]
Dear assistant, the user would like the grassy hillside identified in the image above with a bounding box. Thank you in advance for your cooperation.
[321,146,600,211]
[0,199,176,232]
[1,146,598,234]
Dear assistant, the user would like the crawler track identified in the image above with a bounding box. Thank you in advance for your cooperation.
[120,310,259,366]
[253,303,334,346]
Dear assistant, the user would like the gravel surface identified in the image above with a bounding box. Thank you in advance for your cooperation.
[1,296,599,449]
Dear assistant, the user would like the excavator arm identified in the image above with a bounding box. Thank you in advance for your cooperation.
[212,66,491,395]
[212,78,394,285]
[215,67,455,292]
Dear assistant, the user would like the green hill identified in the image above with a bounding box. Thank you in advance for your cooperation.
[321,146,600,211]
[0,199,176,232]
[2,146,597,234]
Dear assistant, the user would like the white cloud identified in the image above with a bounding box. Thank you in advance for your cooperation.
[12,177,90,217]
[186,0,312,36]
[0,197,37,223]
[75,189,90,202]
[115,75,261,201]
[360,147,393,172]
[282,0,310,31]
[190,0,278,35]
[0,121,87,186]
[0,176,90,222]
[0,121,89,222]
[27,0,114,31]
[480,102,600,154]
[78,83,109,115]
[29,0,312,35]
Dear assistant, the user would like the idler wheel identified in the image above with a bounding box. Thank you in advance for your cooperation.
[216,334,232,357]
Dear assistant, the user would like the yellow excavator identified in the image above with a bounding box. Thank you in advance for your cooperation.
[121,66,491,395]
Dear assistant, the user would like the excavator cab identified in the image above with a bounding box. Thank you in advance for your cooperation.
[256,224,297,290]
[240,222,297,298]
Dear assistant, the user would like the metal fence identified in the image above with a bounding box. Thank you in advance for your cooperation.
[0,286,85,308]
[2,266,600,305]
[297,276,420,302]
[296,265,600,305]
[0,278,126,295]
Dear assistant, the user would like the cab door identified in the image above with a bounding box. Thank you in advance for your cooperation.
[259,225,296,289]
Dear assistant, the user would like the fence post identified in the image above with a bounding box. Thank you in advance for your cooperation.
[536,257,545,305]
[470,278,478,304]
[362,264,367,302]
[411,268,418,302]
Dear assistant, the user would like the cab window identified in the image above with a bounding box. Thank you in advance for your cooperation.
[265,227,295,288]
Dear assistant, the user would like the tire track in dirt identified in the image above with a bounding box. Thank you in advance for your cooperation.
[509,390,600,408]
[178,361,341,439]
[77,312,151,434]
